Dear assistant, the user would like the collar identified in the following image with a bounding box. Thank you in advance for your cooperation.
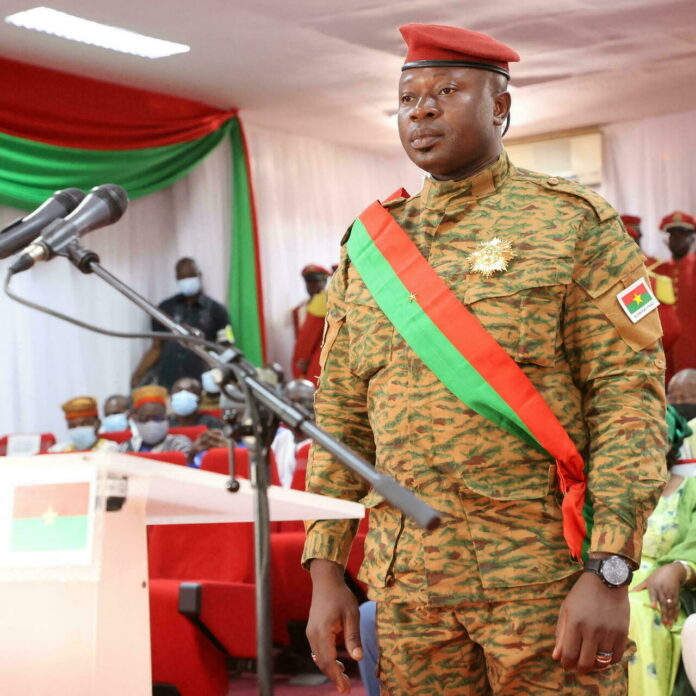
[421,150,510,210]
[174,293,205,307]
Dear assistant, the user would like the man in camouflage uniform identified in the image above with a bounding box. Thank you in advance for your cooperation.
[303,23,666,695]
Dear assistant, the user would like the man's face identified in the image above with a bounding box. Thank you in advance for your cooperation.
[132,402,167,423]
[667,229,693,260]
[397,67,509,180]
[172,377,202,397]
[305,275,327,297]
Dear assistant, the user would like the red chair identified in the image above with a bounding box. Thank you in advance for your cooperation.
[100,429,131,444]
[169,425,207,441]
[200,447,282,486]
[0,433,56,456]
[127,451,188,466]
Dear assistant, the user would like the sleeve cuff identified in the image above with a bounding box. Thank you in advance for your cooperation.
[301,518,358,570]
[590,519,643,568]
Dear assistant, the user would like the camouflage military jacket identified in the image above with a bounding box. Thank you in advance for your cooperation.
[302,151,667,604]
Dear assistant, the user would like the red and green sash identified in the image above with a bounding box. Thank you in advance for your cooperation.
[346,200,591,560]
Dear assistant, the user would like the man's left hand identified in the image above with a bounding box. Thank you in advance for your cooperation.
[552,571,629,672]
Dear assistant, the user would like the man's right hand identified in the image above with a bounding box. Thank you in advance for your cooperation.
[306,559,362,694]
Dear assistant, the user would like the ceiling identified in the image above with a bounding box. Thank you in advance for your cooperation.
[1,0,696,154]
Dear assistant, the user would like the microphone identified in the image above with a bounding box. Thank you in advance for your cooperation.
[9,184,128,275]
[0,188,85,259]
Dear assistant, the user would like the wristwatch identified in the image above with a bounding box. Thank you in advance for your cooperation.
[583,556,633,588]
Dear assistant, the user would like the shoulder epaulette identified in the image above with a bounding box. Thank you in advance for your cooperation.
[514,168,616,223]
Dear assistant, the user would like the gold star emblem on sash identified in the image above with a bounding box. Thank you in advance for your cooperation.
[468,237,516,277]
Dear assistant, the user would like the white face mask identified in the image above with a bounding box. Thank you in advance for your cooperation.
[101,412,128,433]
[201,370,220,394]
[135,419,169,445]
[68,425,98,451]
[171,389,199,416]
[177,276,202,297]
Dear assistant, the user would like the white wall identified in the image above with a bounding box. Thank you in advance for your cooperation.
[601,109,696,261]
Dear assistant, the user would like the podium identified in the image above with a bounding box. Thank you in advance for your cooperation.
[0,453,363,696]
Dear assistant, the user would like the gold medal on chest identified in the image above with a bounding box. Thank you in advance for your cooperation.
[468,237,516,277]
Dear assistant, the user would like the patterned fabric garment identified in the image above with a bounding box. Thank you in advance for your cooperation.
[376,598,629,696]
[302,151,667,606]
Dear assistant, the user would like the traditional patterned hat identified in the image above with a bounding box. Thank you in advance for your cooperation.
[61,396,98,421]
[399,24,520,78]
[132,385,168,410]
[301,264,330,278]
[620,214,641,227]
[660,211,696,233]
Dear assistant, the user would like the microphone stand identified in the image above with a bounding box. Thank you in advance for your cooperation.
[61,241,441,696]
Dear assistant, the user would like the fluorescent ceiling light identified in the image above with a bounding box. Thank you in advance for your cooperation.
[5,7,190,59]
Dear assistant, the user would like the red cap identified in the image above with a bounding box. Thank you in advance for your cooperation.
[399,24,520,78]
[301,264,330,278]
[624,225,640,241]
[660,211,696,233]
[620,214,641,227]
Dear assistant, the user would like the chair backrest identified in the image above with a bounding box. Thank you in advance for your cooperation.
[100,429,132,444]
[168,425,207,440]
[147,522,255,582]
[126,450,188,466]
[200,447,282,486]
[199,408,222,419]
[0,433,56,456]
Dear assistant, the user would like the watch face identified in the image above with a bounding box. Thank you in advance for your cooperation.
[602,556,630,586]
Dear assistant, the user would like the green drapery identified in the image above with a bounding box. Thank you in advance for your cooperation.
[0,117,265,365]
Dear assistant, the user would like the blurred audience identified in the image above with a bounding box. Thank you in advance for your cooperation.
[628,405,696,696]
[100,394,131,433]
[291,265,329,336]
[170,377,223,429]
[656,213,696,377]
[50,396,118,453]
[131,257,232,390]
[118,386,190,455]
[272,379,314,488]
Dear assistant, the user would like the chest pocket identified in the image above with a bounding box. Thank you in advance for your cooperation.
[345,265,395,379]
[461,259,573,367]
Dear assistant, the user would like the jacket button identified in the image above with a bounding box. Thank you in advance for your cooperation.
[547,177,560,185]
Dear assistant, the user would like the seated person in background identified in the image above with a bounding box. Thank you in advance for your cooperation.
[669,369,696,460]
[100,394,131,433]
[628,405,696,696]
[169,377,223,429]
[271,379,314,488]
[118,386,190,455]
[50,396,118,453]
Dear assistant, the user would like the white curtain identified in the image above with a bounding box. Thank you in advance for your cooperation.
[601,109,696,260]
[243,122,424,371]
[0,139,232,439]
[1,124,424,439]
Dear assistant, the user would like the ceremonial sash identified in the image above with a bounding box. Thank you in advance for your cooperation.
[346,200,590,561]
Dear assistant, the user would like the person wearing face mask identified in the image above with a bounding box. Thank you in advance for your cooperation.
[49,396,119,453]
[100,394,131,433]
[169,377,223,429]
[668,369,696,465]
[130,257,232,391]
[117,386,191,455]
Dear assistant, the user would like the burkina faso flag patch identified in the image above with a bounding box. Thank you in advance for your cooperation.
[11,482,90,553]
[617,277,659,323]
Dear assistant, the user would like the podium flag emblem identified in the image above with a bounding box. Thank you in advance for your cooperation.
[11,482,90,553]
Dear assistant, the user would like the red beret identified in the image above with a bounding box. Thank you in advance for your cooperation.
[399,24,520,78]
[624,225,640,241]
[660,211,696,232]
[301,264,330,278]
[620,214,641,227]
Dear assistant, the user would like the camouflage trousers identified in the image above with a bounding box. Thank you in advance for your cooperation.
[376,598,627,695]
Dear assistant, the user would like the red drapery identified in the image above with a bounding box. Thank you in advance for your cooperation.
[0,56,236,149]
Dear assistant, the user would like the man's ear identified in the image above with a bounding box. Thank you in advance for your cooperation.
[493,91,511,126]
